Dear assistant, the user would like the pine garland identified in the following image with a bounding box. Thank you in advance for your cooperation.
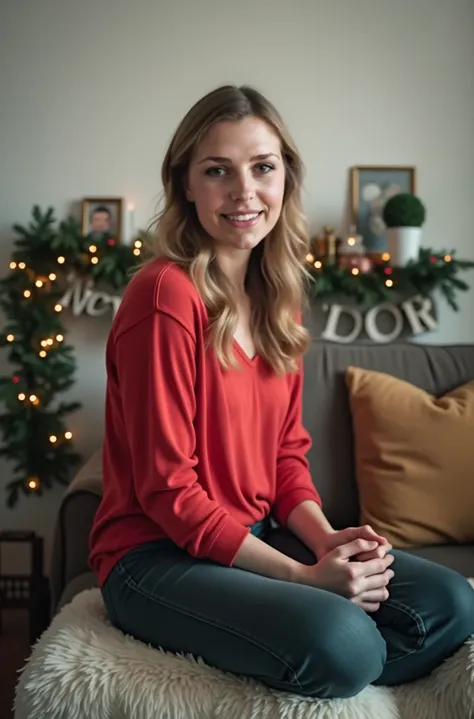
[305,248,474,310]
[1,206,473,507]
[0,206,141,507]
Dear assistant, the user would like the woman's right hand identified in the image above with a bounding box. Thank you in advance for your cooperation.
[298,538,395,613]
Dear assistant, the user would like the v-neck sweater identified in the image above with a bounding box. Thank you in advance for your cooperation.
[89,258,321,587]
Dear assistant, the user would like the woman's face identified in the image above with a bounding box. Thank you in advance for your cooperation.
[186,116,286,254]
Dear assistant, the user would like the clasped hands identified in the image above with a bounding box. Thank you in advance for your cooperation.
[300,525,394,613]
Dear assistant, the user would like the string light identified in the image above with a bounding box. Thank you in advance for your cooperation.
[65,431,72,440]
[6,334,15,342]
[27,477,40,491]
[314,260,322,269]
[351,268,360,276]
[41,337,57,348]
[385,279,394,288]
[54,303,63,312]
[35,279,44,288]
[89,245,97,253]
[444,254,452,263]
[49,435,57,443]
[21,394,40,406]
[49,273,57,281]
[9,261,17,270]
[134,240,142,249]
[348,238,356,247]
[133,249,140,256]
[91,257,99,265]
[57,256,66,264]
[24,290,31,298]
[18,262,26,269]
[305,253,315,264]
[382,253,390,262]
[39,350,47,358]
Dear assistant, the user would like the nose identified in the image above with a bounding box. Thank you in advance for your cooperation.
[229,170,256,203]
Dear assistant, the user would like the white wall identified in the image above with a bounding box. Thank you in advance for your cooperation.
[1,0,473,568]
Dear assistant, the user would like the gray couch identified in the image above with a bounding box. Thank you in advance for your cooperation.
[50,338,474,617]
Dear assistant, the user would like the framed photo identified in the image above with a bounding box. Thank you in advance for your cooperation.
[81,197,123,242]
[350,166,416,251]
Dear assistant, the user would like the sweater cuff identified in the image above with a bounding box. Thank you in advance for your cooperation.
[206,516,251,567]
[273,488,322,528]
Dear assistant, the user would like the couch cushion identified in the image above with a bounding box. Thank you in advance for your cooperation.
[301,326,474,530]
[403,545,474,578]
[345,367,474,548]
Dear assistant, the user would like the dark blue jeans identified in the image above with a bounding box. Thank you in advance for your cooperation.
[101,522,474,699]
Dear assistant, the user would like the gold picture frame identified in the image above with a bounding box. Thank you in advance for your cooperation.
[350,166,417,250]
[81,197,124,242]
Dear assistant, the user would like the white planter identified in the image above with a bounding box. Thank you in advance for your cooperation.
[387,227,422,266]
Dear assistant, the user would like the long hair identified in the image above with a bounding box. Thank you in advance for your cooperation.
[147,84,311,374]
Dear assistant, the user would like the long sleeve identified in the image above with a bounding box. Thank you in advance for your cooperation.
[272,362,322,527]
[114,309,249,565]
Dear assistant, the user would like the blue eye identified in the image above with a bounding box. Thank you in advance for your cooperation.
[257,163,274,174]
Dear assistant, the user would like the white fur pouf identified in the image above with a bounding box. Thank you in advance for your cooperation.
[14,585,474,719]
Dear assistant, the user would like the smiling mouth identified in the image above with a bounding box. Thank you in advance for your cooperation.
[223,211,263,221]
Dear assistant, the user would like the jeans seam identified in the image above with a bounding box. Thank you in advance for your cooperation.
[383,598,427,665]
[116,561,303,690]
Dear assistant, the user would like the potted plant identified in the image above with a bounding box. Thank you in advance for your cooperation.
[382,192,426,266]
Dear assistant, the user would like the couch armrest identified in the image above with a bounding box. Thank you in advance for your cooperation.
[50,448,103,615]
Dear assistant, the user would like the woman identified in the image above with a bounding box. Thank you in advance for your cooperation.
[89,85,474,699]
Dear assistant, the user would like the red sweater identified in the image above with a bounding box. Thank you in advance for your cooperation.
[89,259,321,586]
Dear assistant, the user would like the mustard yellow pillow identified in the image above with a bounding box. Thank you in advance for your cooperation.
[345,366,474,548]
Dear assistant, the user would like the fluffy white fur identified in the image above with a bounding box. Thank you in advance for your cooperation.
[14,584,474,719]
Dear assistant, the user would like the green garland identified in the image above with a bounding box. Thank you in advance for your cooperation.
[1,207,473,507]
[0,206,142,507]
[305,248,474,310]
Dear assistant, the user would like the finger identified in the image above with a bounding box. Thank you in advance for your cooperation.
[364,588,390,602]
[354,544,393,562]
[361,571,394,593]
[334,538,379,560]
[357,554,394,577]
[351,597,381,613]
[356,524,388,545]
[347,568,394,598]
[361,602,381,613]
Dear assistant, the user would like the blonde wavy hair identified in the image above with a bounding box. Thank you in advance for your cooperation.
[147,84,311,375]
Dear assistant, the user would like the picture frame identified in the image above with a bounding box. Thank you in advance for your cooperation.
[350,166,417,251]
[81,197,123,242]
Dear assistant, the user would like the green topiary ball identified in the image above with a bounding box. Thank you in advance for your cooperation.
[382,193,426,228]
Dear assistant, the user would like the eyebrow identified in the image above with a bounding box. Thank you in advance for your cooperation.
[197,152,280,165]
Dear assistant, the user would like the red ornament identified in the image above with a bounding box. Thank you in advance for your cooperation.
[12,376,19,383]
[384,267,392,275]
[430,256,437,264]
[107,238,116,246]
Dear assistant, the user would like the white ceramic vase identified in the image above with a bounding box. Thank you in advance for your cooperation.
[387,227,422,266]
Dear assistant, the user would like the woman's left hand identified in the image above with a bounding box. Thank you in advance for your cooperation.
[315,525,392,563]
